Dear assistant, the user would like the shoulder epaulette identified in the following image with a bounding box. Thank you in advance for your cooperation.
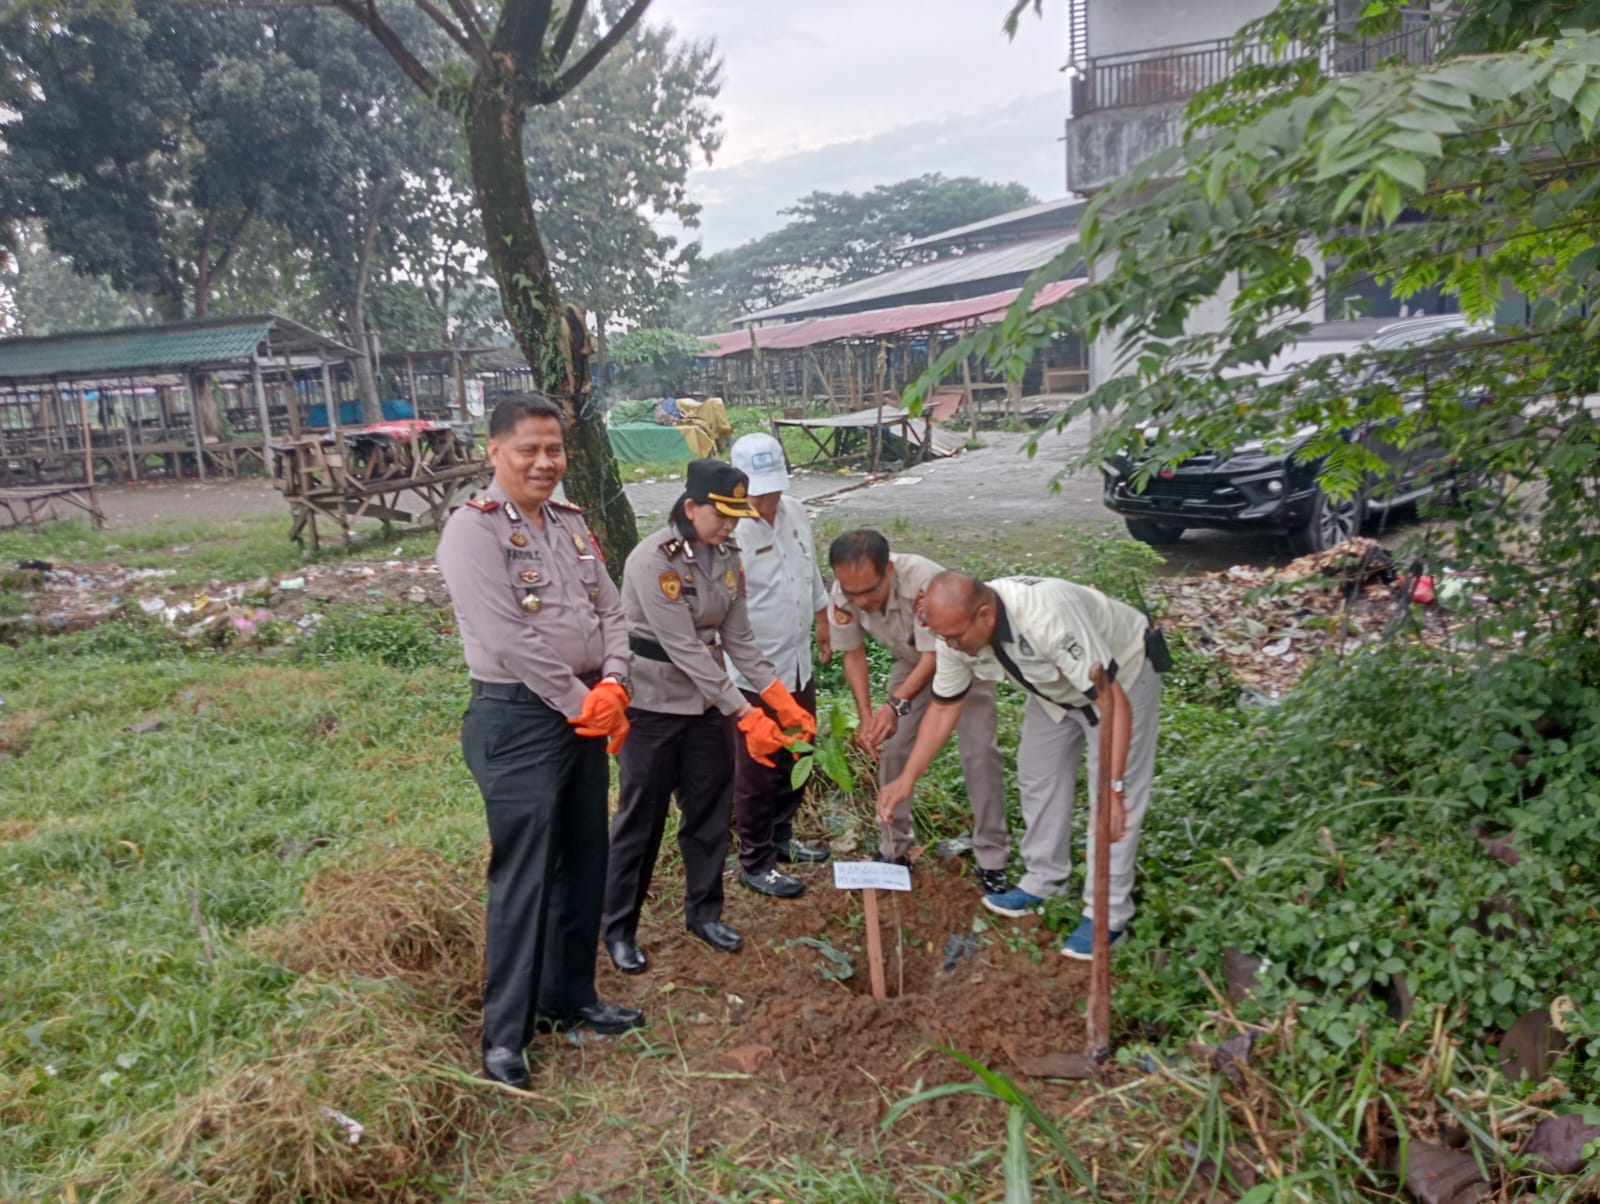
[663,538,684,559]
[549,498,583,513]
[465,496,499,513]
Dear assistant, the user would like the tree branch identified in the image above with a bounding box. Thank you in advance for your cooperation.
[490,0,555,66]
[548,0,588,69]
[207,201,259,285]
[396,0,482,63]
[549,0,650,100]
[440,0,491,62]
[325,0,439,96]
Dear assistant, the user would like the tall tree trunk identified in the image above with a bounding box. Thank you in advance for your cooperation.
[465,71,638,575]
[350,180,388,424]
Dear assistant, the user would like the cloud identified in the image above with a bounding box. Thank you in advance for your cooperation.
[675,91,1067,252]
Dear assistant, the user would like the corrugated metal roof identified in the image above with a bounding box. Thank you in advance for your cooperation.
[900,196,1086,251]
[737,233,1081,324]
[0,314,358,385]
[700,280,1084,358]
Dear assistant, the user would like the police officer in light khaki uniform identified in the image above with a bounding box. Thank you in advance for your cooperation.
[436,394,641,1091]
[827,530,1010,891]
[601,459,814,974]
[878,571,1162,961]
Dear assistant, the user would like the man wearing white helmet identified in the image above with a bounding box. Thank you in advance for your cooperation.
[727,432,832,898]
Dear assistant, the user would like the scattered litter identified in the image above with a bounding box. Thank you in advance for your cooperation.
[932,837,973,859]
[940,930,980,971]
[891,476,923,486]
[278,577,306,591]
[15,559,52,572]
[123,719,164,735]
[318,1106,365,1145]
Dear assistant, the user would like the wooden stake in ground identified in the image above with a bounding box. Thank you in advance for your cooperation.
[1087,666,1115,1062]
[862,887,887,1000]
[831,860,912,1001]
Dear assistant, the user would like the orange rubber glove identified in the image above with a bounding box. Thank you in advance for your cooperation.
[569,679,631,755]
[738,707,790,768]
[760,679,817,743]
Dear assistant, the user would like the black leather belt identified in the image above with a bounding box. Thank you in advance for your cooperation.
[630,635,721,664]
[471,672,599,703]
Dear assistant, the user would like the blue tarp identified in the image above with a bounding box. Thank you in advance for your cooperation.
[307,398,414,427]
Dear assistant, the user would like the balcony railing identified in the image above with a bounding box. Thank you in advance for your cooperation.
[1072,18,1449,115]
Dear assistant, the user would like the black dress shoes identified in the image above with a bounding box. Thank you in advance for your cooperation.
[607,939,647,975]
[534,1000,646,1034]
[777,838,830,863]
[687,919,743,953]
[482,1045,529,1089]
[739,866,806,898]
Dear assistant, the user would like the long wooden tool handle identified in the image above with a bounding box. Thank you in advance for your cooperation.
[1087,666,1113,1061]
[863,888,888,1000]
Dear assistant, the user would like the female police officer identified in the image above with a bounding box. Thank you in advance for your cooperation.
[601,459,816,973]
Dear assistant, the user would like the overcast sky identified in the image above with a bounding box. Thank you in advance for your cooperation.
[646,0,1070,252]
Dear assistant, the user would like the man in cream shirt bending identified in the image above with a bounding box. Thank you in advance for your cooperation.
[876,570,1163,959]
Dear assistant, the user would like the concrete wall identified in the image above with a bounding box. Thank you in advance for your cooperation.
[1065,104,1187,195]
[1087,0,1278,57]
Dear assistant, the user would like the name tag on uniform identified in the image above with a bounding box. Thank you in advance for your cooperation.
[754,545,774,555]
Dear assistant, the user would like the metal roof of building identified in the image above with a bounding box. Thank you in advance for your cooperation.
[700,280,1084,358]
[0,314,358,386]
[736,233,1081,325]
[900,196,1086,251]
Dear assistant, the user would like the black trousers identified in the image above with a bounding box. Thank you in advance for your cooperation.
[732,679,815,873]
[602,706,734,941]
[461,690,609,1052]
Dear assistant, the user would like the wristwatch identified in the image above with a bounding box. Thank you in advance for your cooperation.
[606,672,632,696]
[887,695,913,717]
[1110,778,1125,793]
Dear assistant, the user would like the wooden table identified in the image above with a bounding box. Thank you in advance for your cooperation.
[0,484,105,530]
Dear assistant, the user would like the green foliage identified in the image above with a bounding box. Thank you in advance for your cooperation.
[608,327,713,396]
[298,604,458,671]
[884,1048,1102,1201]
[924,0,1600,640]
[674,174,1038,332]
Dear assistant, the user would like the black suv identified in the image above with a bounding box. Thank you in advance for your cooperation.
[1102,315,1482,555]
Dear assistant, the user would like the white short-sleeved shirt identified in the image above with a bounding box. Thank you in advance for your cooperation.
[729,496,829,692]
[931,576,1148,721]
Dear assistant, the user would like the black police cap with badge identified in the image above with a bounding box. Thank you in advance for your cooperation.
[683,459,760,519]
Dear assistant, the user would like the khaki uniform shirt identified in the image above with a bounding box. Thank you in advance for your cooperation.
[828,551,943,667]
[621,524,778,716]
[436,481,630,719]
[931,576,1148,722]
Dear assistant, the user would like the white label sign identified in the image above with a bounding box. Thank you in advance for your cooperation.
[831,861,912,892]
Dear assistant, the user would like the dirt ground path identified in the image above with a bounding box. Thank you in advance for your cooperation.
[86,415,1301,575]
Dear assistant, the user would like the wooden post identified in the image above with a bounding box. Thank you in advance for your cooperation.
[281,350,303,439]
[188,375,207,482]
[405,353,419,415]
[870,339,888,473]
[121,386,139,483]
[451,348,467,423]
[748,327,770,409]
[1087,666,1115,1062]
[962,355,978,442]
[251,355,271,445]
[74,387,102,524]
[863,887,887,1001]
[321,361,341,445]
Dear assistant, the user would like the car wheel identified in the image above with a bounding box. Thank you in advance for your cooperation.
[1124,519,1185,545]
[1288,487,1363,555]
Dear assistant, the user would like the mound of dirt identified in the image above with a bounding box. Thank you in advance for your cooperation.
[508,855,1097,1185]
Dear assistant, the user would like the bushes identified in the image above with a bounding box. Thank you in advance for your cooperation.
[1128,640,1600,1097]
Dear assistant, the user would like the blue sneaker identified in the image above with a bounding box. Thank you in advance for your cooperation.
[981,885,1045,917]
[1060,916,1125,960]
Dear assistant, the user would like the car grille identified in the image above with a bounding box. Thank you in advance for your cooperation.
[1135,477,1221,501]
